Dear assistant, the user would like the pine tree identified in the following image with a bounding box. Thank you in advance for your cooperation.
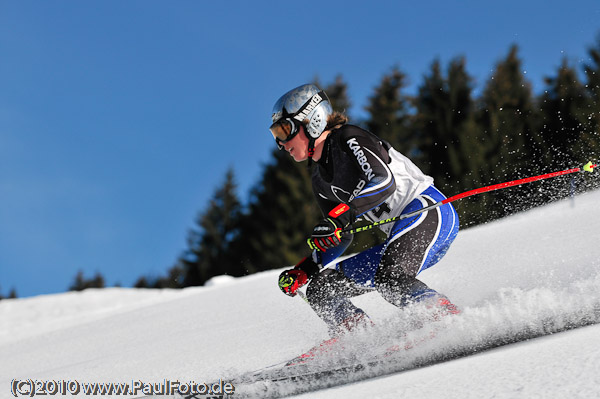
[480,45,539,174]
[582,36,600,178]
[538,59,590,170]
[413,59,457,183]
[231,142,320,273]
[178,168,242,286]
[316,75,352,114]
[585,36,600,104]
[69,270,105,291]
[133,276,151,288]
[364,67,413,154]
[478,45,543,217]
[412,57,486,225]
[0,286,13,300]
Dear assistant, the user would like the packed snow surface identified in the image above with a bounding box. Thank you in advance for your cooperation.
[2,190,600,398]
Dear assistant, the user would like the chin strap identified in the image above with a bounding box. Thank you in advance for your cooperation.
[307,137,316,168]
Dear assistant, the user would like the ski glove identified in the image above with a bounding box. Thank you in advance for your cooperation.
[307,218,344,252]
[278,256,320,296]
[278,268,307,297]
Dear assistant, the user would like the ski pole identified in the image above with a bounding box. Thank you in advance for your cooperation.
[342,161,597,236]
[297,289,309,303]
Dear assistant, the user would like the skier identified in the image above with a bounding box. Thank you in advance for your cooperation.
[271,84,460,338]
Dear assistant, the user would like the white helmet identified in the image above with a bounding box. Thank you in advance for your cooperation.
[271,84,333,140]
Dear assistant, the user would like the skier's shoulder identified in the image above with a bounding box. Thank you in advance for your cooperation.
[330,124,384,150]
[331,124,371,141]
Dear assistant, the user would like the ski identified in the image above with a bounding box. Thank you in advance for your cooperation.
[195,303,600,399]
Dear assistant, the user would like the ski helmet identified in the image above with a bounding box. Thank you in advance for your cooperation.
[271,84,333,141]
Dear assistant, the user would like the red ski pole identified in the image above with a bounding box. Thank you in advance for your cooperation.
[343,161,597,236]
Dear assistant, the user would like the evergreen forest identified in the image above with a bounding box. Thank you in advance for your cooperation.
[69,41,600,292]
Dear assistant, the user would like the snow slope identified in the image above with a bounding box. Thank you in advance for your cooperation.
[2,190,600,399]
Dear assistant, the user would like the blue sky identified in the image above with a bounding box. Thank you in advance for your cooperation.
[1,1,599,297]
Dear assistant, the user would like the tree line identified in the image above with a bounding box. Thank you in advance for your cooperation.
[63,39,600,293]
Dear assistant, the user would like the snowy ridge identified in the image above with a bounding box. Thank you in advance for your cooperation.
[2,190,600,399]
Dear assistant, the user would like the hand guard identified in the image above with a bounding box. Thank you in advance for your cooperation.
[307,218,344,252]
[278,267,308,297]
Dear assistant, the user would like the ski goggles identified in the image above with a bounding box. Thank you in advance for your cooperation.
[269,118,301,149]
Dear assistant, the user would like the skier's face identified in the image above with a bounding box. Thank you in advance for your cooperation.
[281,124,309,162]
